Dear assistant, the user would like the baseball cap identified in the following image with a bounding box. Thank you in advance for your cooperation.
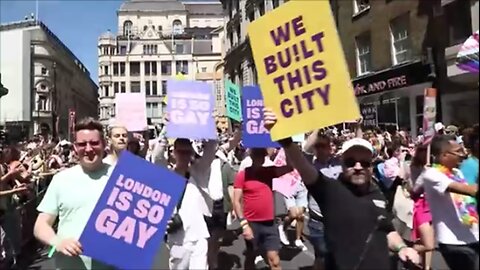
[340,138,374,155]
[445,125,458,134]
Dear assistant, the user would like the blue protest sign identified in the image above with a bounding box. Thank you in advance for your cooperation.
[166,80,217,140]
[241,85,280,148]
[79,152,186,269]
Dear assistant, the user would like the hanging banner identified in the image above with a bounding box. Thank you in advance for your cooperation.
[360,104,378,127]
[422,88,437,145]
[225,80,242,122]
[247,0,360,140]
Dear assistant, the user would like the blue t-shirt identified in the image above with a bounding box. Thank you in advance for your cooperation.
[460,157,479,185]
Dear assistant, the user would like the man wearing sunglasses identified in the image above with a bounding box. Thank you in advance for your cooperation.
[262,108,419,270]
[34,118,114,270]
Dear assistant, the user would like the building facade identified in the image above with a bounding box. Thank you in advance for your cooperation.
[220,0,286,87]
[333,0,434,136]
[436,0,478,126]
[97,0,225,128]
[0,20,98,141]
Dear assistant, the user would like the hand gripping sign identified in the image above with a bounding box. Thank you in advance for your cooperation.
[79,152,186,269]
[248,0,360,140]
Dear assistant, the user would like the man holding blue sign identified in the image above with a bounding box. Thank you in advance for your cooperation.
[33,118,115,270]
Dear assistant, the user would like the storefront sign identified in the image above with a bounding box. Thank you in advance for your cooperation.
[353,61,431,96]
[360,104,377,127]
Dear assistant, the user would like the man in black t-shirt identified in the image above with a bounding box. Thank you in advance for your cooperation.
[262,109,420,270]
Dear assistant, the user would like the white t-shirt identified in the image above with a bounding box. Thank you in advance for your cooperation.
[422,167,479,245]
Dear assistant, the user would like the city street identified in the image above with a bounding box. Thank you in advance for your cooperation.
[22,225,449,270]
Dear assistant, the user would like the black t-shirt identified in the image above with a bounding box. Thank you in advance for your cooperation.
[306,174,395,270]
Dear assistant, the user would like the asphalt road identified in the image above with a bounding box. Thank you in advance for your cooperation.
[21,193,449,270]
[22,226,449,270]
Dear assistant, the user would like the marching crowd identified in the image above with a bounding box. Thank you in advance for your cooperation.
[0,113,478,270]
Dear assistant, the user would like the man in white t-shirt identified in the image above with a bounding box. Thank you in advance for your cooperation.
[422,135,478,270]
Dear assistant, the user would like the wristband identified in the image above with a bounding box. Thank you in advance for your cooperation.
[240,219,248,227]
[48,237,60,258]
[277,137,293,148]
[394,243,408,253]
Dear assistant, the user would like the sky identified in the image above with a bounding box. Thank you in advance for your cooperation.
[0,0,218,84]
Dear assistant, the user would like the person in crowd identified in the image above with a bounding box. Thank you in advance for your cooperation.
[278,180,308,250]
[151,122,219,269]
[262,108,420,270]
[205,128,241,270]
[406,145,435,270]
[103,124,128,165]
[302,131,342,270]
[233,147,293,270]
[460,124,479,185]
[33,118,114,270]
[421,135,478,270]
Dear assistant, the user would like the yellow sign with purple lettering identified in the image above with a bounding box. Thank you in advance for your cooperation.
[248,0,360,140]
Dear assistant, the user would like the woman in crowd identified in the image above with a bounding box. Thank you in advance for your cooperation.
[407,146,435,270]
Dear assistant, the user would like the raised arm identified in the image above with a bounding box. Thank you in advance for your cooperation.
[263,108,319,186]
[219,127,242,154]
[193,139,218,171]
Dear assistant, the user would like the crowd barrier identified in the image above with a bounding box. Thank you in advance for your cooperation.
[0,175,52,257]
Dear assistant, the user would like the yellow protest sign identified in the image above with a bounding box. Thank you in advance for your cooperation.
[248,0,360,140]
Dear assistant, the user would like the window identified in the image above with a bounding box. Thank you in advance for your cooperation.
[145,62,151,75]
[114,82,119,93]
[161,80,167,95]
[175,44,184,54]
[113,63,119,76]
[146,102,160,118]
[172,20,183,35]
[120,62,126,76]
[259,1,265,15]
[38,95,48,111]
[130,62,140,76]
[143,45,158,55]
[41,67,48,75]
[152,81,158,96]
[390,14,411,65]
[354,0,370,14]
[104,66,109,75]
[123,20,133,36]
[151,61,157,75]
[273,0,280,8]
[445,0,472,46]
[176,61,189,74]
[131,81,141,93]
[355,32,372,75]
[201,67,207,72]
[145,81,151,96]
[161,61,172,75]
[120,82,126,93]
[119,46,127,55]
[105,86,110,97]
[248,10,255,22]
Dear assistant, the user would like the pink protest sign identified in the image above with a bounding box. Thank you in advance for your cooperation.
[272,149,301,197]
[115,93,148,132]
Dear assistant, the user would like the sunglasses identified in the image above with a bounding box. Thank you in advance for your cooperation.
[75,141,101,148]
[343,158,372,168]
